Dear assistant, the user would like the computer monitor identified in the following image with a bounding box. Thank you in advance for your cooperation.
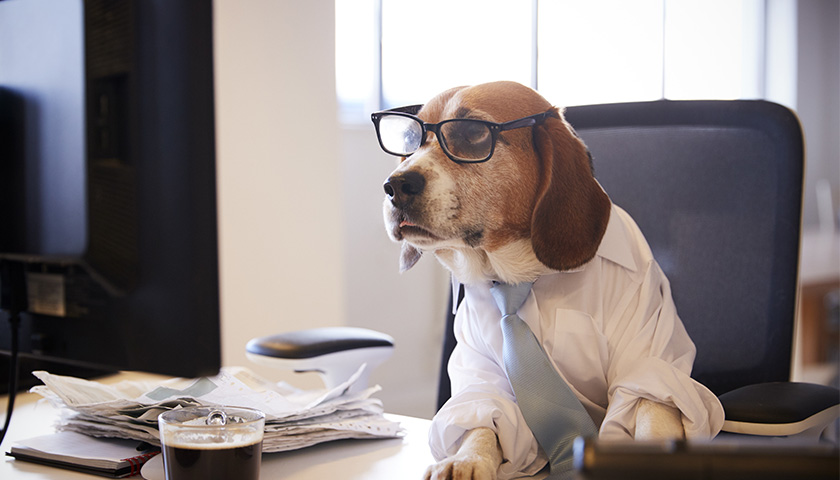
[0,0,221,391]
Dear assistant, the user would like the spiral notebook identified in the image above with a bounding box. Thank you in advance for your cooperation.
[7,431,160,478]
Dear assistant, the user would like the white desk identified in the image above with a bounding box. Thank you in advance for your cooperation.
[0,373,436,479]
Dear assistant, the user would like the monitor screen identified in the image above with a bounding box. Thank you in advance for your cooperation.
[0,0,221,391]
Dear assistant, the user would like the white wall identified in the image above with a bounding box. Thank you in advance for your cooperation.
[213,1,345,386]
[213,0,447,419]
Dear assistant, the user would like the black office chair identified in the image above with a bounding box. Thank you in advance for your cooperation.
[437,99,839,440]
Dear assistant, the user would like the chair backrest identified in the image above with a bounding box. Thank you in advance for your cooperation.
[437,100,803,409]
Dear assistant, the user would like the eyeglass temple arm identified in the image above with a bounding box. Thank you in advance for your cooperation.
[500,108,559,131]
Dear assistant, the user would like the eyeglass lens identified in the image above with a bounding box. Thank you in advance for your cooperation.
[379,115,423,156]
[439,121,493,161]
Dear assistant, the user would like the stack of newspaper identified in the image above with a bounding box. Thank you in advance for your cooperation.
[29,365,404,452]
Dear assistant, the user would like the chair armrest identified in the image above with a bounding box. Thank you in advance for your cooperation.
[246,327,395,390]
[719,382,840,438]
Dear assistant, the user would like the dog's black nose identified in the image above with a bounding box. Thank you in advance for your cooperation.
[384,171,426,206]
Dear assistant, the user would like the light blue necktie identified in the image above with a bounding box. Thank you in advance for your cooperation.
[490,281,597,480]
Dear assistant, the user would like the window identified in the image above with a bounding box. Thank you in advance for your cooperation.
[381,0,532,107]
[335,0,379,118]
[336,0,765,122]
[537,0,664,106]
[662,0,765,100]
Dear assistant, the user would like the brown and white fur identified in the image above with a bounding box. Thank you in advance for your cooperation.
[381,82,683,480]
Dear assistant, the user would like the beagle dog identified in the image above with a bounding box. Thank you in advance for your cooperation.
[376,81,695,480]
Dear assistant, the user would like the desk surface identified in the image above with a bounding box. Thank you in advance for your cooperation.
[0,372,436,479]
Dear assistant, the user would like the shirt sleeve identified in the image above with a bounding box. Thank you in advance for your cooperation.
[428,300,547,479]
[600,259,725,440]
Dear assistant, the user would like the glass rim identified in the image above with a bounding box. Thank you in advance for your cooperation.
[158,405,265,429]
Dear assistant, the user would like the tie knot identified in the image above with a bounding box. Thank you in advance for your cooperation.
[490,281,534,317]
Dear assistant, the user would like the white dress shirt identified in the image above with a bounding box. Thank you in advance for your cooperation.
[429,205,725,479]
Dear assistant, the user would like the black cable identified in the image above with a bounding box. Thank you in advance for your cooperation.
[0,260,26,448]
[0,311,20,447]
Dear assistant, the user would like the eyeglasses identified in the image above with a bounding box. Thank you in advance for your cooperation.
[371,104,556,164]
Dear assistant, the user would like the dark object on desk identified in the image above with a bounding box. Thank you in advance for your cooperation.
[573,437,840,480]
[0,0,220,379]
[433,100,839,439]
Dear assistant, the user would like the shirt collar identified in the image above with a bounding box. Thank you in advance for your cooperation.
[593,204,638,272]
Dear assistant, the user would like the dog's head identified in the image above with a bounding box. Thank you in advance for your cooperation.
[376,81,610,281]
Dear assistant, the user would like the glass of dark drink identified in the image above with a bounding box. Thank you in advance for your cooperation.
[158,406,265,480]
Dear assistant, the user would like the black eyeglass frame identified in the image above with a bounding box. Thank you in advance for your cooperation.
[371,104,558,164]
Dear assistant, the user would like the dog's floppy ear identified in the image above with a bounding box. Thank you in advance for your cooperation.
[530,109,610,271]
[399,242,422,272]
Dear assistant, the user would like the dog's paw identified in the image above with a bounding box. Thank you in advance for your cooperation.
[635,398,685,440]
[424,428,501,480]
[423,454,497,480]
